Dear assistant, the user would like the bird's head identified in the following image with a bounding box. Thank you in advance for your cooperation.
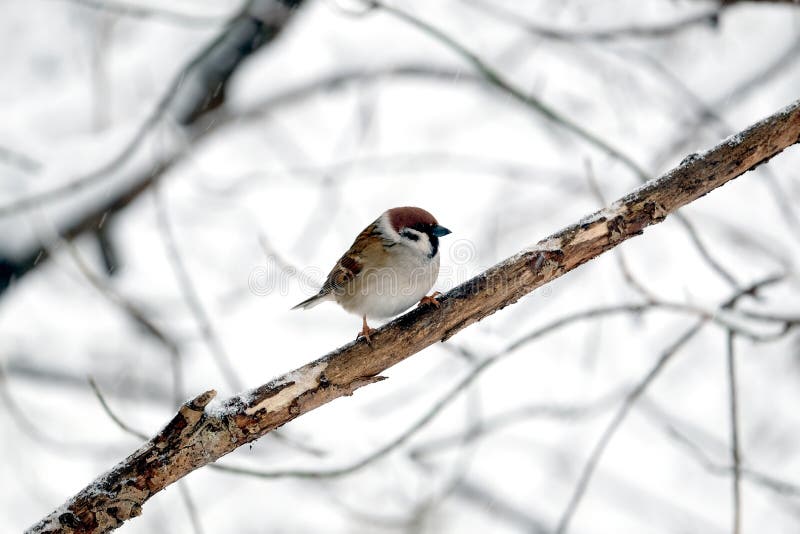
[381,206,451,258]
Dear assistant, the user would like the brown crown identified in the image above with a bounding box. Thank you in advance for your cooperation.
[386,206,438,232]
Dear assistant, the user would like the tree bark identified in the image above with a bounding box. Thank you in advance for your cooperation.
[27,98,800,534]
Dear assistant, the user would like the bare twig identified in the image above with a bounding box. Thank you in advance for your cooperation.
[555,320,706,534]
[369,0,649,181]
[152,186,243,392]
[0,64,479,299]
[653,34,800,170]
[615,250,661,302]
[554,274,787,533]
[0,60,567,295]
[640,399,800,499]
[370,1,740,289]
[448,477,550,534]
[27,99,800,534]
[676,215,739,287]
[47,0,235,26]
[5,357,174,404]
[87,378,148,441]
[726,330,742,534]
[632,48,800,245]
[409,388,626,459]
[64,240,185,405]
[466,0,722,41]
[0,0,306,297]
[0,145,41,173]
[176,484,206,534]
[212,150,581,196]
[0,0,303,217]
[0,362,126,455]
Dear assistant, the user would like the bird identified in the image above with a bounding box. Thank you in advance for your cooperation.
[292,206,451,344]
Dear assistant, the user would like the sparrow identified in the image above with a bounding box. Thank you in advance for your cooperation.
[292,207,452,343]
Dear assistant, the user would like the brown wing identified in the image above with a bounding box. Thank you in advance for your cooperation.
[318,221,383,296]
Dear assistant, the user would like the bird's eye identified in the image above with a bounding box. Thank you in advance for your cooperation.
[401,230,419,241]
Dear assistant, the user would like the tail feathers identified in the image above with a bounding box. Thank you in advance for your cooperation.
[291,292,331,311]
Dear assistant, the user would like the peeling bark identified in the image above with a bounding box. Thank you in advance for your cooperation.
[27,99,800,534]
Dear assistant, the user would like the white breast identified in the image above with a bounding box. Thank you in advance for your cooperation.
[338,250,440,319]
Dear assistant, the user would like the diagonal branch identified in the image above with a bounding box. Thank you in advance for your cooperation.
[27,99,800,534]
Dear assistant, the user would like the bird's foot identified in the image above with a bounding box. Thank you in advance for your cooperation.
[357,316,376,346]
[418,291,443,308]
[356,327,377,345]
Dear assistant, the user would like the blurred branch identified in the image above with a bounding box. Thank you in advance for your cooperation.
[0,56,599,295]
[653,34,800,169]
[64,240,185,405]
[371,1,740,289]
[152,187,243,393]
[466,0,723,41]
[719,0,800,4]
[0,0,305,294]
[27,99,800,534]
[66,243,180,357]
[0,64,473,213]
[554,274,784,534]
[0,362,130,456]
[642,399,800,499]
[629,48,800,246]
[215,150,581,195]
[0,145,41,173]
[555,321,706,534]
[726,330,742,534]
[0,63,485,296]
[87,378,148,441]
[5,356,175,404]
[448,477,550,534]
[176,484,205,534]
[409,388,625,459]
[369,0,649,180]
[222,64,484,126]
[48,0,235,26]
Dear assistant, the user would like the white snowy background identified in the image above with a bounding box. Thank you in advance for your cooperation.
[2,0,800,533]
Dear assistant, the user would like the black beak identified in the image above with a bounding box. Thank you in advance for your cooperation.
[431,225,452,237]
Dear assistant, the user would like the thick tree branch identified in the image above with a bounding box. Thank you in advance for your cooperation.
[27,99,800,534]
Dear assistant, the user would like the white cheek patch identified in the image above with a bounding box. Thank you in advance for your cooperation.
[401,228,432,256]
[377,213,435,258]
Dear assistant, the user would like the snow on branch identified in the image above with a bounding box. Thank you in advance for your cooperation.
[27,98,800,534]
